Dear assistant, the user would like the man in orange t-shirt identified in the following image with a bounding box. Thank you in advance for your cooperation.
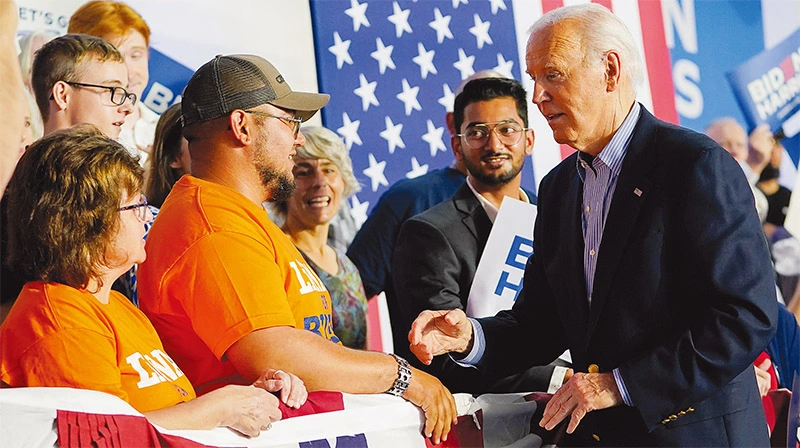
[138,54,456,444]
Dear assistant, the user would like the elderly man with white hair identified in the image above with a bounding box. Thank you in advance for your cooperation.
[409,4,777,446]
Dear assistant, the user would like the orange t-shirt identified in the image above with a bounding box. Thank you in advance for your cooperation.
[0,282,195,413]
[138,176,338,394]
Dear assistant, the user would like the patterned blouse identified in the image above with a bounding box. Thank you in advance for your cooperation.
[300,248,368,349]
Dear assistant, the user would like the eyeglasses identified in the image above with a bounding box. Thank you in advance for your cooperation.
[64,81,138,106]
[244,110,302,139]
[117,194,150,222]
[457,120,526,150]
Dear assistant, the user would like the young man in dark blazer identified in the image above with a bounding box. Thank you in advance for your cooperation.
[394,78,571,394]
[408,4,778,446]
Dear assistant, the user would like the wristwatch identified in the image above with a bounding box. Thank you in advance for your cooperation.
[385,353,412,397]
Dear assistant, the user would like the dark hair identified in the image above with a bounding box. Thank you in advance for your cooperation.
[31,34,123,121]
[145,103,184,207]
[453,78,528,133]
[7,124,143,289]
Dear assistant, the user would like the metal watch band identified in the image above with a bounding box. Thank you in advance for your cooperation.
[385,353,412,397]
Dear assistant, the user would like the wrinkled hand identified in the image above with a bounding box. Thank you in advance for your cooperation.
[408,309,473,365]
[208,384,281,438]
[403,367,458,445]
[754,359,772,398]
[253,369,308,409]
[748,124,776,172]
[540,372,623,434]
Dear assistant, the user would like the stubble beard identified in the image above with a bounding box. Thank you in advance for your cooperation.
[463,152,525,187]
[256,159,296,202]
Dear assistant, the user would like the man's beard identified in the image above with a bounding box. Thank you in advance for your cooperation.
[463,152,525,187]
[257,161,296,201]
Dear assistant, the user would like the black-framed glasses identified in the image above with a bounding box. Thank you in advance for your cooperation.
[64,81,138,106]
[457,120,526,150]
[117,194,150,222]
[244,110,302,139]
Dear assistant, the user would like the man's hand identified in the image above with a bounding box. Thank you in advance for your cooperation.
[540,372,623,434]
[402,367,458,445]
[754,359,772,398]
[748,124,776,173]
[408,309,473,365]
[253,369,308,409]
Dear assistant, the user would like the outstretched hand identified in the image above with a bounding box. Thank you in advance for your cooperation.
[253,369,308,409]
[408,309,473,365]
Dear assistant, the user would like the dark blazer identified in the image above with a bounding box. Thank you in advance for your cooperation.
[478,108,778,446]
[393,183,561,393]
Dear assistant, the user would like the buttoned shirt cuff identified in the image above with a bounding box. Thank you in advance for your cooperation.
[613,368,634,406]
[547,366,569,394]
[451,318,485,367]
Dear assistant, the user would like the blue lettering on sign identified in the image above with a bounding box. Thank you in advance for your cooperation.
[299,433,368,448]
[505,235,533,269]
[494,271,523,302]
[495,235,533,301]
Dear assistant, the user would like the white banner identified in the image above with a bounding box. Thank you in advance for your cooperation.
[466,198,536,319]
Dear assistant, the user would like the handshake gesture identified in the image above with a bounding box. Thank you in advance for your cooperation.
[408,309,475,364]
[408,308,622,435]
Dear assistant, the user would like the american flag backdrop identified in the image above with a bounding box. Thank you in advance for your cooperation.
[309,0,684,225]
[310,0,532,226]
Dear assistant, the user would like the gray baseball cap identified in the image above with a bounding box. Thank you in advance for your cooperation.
[181,54,330,128]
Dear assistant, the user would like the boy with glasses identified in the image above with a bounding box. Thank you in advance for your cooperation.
[31,33,135,141]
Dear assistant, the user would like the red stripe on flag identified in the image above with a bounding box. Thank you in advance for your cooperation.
[638,0,679,124]
[560,144,575,159]
[592,0,614,12]
[541,0,568,159]
[541,0,564,13]
[366,294,383,351]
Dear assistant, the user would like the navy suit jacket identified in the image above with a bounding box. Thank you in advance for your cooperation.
[477,108,778,446]
[394,183,559,393]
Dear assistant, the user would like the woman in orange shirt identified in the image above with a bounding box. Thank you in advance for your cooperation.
[0,125,306,436]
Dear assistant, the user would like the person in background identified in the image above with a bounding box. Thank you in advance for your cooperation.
[144,103,189,208]
[270,126,368,350]
[69,0,159,167]
[17,29,55,94]
[0,0,24,198]
[756,137,792,228]
[347,69,502,353]
[32,34,134,141]
[0,125,306,436]
[0,85,38,323]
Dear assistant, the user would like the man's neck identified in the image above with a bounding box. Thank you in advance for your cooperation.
[467,176,522,209]
[190,145,269,207]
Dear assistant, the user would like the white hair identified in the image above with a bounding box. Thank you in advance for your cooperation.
[528,3,644,89]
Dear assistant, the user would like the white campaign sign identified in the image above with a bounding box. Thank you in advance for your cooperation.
[466,198,536,319]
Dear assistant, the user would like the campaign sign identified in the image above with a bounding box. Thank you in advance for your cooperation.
[466,198,536,319]
[141,48,193,114]
[727,29,800,138]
